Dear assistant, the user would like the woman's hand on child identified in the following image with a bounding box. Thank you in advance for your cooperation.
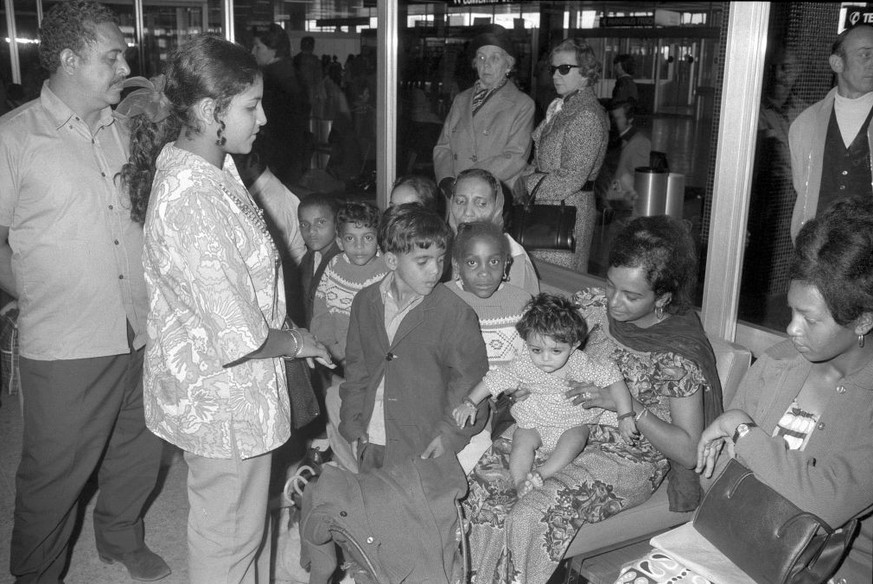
[566,380,616,410]
[453,402,477,427]
[618,417,639,444]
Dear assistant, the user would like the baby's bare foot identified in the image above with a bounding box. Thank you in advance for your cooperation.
[517,471,544,497]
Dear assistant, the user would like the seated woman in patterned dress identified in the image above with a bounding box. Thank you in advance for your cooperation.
[463,215,723,584]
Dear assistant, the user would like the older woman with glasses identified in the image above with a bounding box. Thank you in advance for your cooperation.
[522,38,610,272]
[433,25,534,197]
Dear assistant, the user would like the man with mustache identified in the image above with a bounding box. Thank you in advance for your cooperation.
[0,1,168,582]
[790,24,873,237]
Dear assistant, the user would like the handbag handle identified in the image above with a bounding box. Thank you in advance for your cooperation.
[523,175,545,210]
[725,464,835,537]
[523,174,580,210]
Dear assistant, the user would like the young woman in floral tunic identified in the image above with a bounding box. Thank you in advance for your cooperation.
[464,216,723,584]
[122,35,330,584]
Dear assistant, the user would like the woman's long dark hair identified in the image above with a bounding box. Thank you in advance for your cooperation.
[121,35,260,224]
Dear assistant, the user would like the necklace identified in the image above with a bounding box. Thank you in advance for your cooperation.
[219,182,274,243]
[219,180,283,320]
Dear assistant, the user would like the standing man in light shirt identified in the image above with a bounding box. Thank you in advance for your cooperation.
[0,1,168,582]
[790,24,873,237]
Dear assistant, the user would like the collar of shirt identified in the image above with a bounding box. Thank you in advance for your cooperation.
[40,80,116,132]
[379,272,424,315]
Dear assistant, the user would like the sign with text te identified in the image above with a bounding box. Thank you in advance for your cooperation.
[845,8,873,29]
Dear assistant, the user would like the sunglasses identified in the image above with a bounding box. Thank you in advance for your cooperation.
[550,64,580,76]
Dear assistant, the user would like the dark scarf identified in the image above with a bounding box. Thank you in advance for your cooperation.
[609,309,724,512]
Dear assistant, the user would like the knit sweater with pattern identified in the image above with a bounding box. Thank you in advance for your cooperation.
[445,281,531,370]
[311,253,388,361]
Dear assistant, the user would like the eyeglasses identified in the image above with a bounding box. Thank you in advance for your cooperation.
[550,64,580,76]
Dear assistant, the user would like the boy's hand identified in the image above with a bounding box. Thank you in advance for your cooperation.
[452,402,477,427]
[352,434,369,461]
[421,435,445,459]
[618,417,638,443]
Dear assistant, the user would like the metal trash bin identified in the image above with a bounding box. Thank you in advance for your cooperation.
[665,172,685,219]
[633,167,668,216]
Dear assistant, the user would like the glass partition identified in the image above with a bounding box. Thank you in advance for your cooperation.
[737,2,842,333]
[395,1,727,300]
[138,0,225,78]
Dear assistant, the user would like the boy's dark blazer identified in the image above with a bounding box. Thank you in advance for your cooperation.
[339,281,489,467]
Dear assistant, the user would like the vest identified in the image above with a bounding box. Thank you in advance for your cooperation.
[819,106,873,213]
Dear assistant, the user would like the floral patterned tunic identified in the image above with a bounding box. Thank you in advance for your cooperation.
[143,144,290,459]
[464,288,709,584]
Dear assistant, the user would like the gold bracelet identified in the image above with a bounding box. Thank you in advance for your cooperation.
[463,397,477,409]
[634,407,650,422]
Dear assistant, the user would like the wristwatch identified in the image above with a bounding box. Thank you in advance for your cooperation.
[732,421,757,444]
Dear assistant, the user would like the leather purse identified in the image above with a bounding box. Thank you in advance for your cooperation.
[693,458,859,584]
[282,320,320,429]
[509,176,577,252]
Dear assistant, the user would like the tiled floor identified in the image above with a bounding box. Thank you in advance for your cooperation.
[0,391,310,584]
[0,391,191,584]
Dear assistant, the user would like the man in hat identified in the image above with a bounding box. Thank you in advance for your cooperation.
[433,25,534,195]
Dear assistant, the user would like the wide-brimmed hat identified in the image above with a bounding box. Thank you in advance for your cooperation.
[471,25,514,59]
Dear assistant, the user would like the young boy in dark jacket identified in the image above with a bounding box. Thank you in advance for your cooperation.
[339,204,489,471]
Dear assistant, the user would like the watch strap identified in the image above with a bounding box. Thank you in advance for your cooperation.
[732,421,758,444]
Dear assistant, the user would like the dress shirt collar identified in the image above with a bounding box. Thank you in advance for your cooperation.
[39,79,116,131]
[379,272,424,313]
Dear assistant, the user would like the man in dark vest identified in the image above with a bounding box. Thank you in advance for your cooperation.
[789,24,873,238]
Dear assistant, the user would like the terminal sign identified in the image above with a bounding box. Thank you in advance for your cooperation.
[845,8,873,28]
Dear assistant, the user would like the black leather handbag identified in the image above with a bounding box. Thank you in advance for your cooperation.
[693,458,859,584]
[282,320,320,429]
[509,176,576,252]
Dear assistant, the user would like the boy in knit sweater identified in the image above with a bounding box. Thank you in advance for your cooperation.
[311,201,388,367]
[314,202,388,472]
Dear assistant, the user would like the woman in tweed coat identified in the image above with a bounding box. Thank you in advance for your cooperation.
[523,38,609,272]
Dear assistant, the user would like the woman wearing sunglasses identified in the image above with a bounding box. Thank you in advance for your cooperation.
[522,38,610,272]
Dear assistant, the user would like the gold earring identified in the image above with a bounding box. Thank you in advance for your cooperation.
[655,306,664,321]
[860,334,867,349]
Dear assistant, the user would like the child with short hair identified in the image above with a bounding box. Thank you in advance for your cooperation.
[453,293,637,496]
[298,194,341,325]
[311,201,387,366]
[339,203,489,472]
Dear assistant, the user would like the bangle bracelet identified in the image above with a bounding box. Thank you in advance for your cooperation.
[617,411,635,422]
[285,328,302,359]
[634,407,650,422]
[463,397,477,409]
